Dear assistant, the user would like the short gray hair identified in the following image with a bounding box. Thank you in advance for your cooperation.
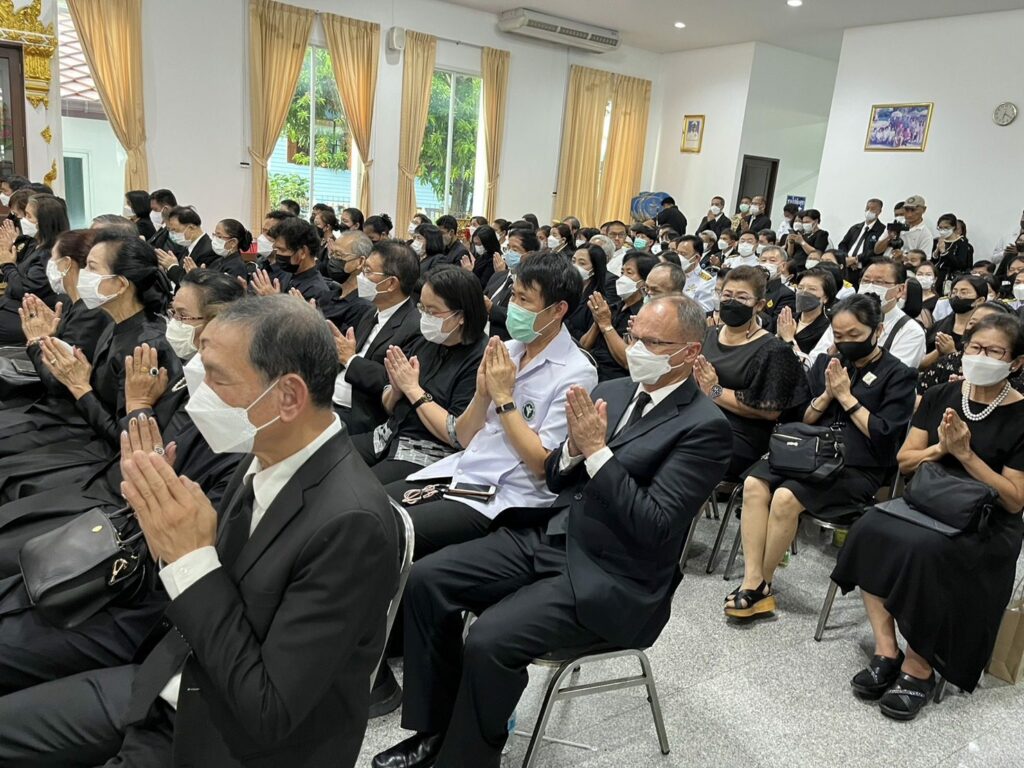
[213,295,338,408]
[91,214,139,238]
[762,245,786,262]
[650,263,686,292]
[653,295,706,343]
[590,234,614,260]
[337,230,372,259]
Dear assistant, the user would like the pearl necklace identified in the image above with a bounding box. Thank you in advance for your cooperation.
[961,381,1011,422]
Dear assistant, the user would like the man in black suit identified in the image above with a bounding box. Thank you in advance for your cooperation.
[656,195,688,236]
[372,296,732,768]
[483,227,539,340]
[167,206,216,269]
[838,197,886,285]
[738,194,772,236]
[148,189,186,259]
[330,240,422,435]
[695,195,733,238]
[436,215,469,266]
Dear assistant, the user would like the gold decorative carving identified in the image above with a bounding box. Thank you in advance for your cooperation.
[39,125,50,143]
[0,1,57,109]
[42,158,56,186]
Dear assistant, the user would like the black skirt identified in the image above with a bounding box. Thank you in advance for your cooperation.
[744,459,886,519]
[831,507,1024,691]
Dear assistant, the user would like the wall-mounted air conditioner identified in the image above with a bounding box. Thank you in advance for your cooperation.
[497,8,620,54]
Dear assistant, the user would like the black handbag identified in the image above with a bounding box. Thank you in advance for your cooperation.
[0,348,40,400]
[19,506,148,628]
[894,462,997,536]
[767,422,845,483]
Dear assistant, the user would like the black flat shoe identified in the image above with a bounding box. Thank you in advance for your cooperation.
[369,663,403,719]
[371,732,444,768]
[850,651,905,699]
[879,671,936,721]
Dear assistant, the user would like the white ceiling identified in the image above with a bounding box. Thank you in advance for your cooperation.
[439,0,1024,59]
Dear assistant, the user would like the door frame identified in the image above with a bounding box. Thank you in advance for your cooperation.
[737,154,780,211]
[0,43,28,176]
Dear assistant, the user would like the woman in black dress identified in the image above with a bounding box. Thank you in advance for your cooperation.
[565,243,608,341]
[579,251,656,380]
[466,224,501,288]
[726,295,917,618]
[833,313,1024,720]
[124,189,156,240]
[692,265,810,479]
[918,302,1024,392]
[776,266,837,368]
[914,261,941,328]
[354,266,487,485]
[919,274,987,372]
[932,212,973,279]
[210,218,256,283]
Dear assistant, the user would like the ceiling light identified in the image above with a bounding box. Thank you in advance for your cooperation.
[674,21,686,29]
[787,0,803,6]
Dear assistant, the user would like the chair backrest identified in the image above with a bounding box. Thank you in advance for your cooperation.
[370,497,415,691]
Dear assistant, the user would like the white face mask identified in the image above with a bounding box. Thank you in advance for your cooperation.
[357,271,389,300]
[547,235,561,250]
[651,243,662,255]
[760,262,779,278]
[183,353,205,396]
[710,205,722,216]
[917,276,935,291]
[805,259,820,269]
[21,219,38,238]
[150,210,164,228]
[420,311,458,344]
[46,257,70,294]
[793,222,806,233]
[257,233,274,256]
[408,222,417,236]
[468,226,477,238]
[576,238,586,248]
[1014,284,1024,301]
[756,244,766,255]
[123,205,135,218]
[185,375,281,454]
[77,270,121,310]
[938,228,954,239]
[0,193,10,206]
[474,244,486,256]
[865,210,878,222]
[411,239,425,255]
[858,282,892,306]
[169,230,189,247]
[738,243,755,257]
[211,236,231,257]
[961,355,1012,387]
[615,274,639,299]
[895,216,907,226]
[166,317,199,359]
[750,205,761,216]
[626,341,687,385]
[717,239,729,251]
[575,263,592,280]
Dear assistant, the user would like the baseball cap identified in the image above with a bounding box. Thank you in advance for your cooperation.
[904,195,927,208]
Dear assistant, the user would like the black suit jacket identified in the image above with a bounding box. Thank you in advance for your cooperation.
[738,214,772,236]
[137,429,397,767]
[656,206,688,236]
[342,300,422,435]
[544,377,731,648]
[696,213,732,238]
[149,227,187,259]
[838,220,885,261]
[484,271,515,341]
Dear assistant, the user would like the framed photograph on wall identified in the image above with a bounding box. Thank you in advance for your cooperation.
[680,115,705,153]
[865,103,934,151]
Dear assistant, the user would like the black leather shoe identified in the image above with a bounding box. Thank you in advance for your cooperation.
[371,732,444,768]
[879,671,936,721]
[369,664,403,719]
[850,651,904,699]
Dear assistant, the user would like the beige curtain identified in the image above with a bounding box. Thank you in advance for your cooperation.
[397,31,437,233]
[597,74,652,224]
[555,66,614,225]
[480,47,510,221]
[67,0,148,190]
[248,0,314,229]
[322,13,380,214]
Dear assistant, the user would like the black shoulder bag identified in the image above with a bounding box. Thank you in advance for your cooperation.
[768,422,845,483]
[875,462,997,537]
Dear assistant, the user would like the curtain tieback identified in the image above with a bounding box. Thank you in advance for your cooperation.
[362,158,374,170]
[248,149,269,169]
[399,164,417,180]
[486,177,499,190]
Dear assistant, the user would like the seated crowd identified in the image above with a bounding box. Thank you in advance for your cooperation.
[0,178,1020,767]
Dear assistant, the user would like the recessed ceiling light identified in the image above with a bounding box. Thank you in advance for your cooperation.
[674,21,686,29]
[787,0,803,6]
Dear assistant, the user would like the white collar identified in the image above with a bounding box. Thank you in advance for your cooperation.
[637,377,688,407]
[374,297,409,324]
[244,415,342,513]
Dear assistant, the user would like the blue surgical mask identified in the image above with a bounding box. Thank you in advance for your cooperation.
[503,248,522,270]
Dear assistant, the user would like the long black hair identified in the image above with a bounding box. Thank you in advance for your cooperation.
[473,224,501,257]
[100,233,172,319]
[28,194,70,251]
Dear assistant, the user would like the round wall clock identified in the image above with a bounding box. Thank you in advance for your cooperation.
[994,102,1018,127]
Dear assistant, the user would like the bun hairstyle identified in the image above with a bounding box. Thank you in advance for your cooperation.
[365,213,393,235]
[830,293,883,329]
[218,219,253,251]
[107,236,172,319]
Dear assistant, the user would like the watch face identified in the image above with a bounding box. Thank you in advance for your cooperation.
[994,102,1018,126]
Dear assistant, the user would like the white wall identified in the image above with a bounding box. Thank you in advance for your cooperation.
[816,9,1024,260]
[139,0,663,229]
[739,44,836,226]
[61,116,125,224]
[650,43,755,221]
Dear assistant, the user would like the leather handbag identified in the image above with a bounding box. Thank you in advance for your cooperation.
[0,348,40,400]
[899,461,997,535]
[768,422,845,483]
[19,506,148,628]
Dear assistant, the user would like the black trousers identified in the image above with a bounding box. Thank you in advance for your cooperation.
[401,527,601,768]
[383,479,492,561]
[0,664,138,767]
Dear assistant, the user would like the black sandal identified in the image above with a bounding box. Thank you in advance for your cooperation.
[850,651,904,699]
[724,581,776,618]
[879,671,936,721]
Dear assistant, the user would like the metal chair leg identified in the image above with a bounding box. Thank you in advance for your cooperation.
[707,485,742,574]
[635,650,671,755]
[933,678,948,704]
[814,580,840,641]
[723,521,743,581]
[678,513,701,572]
[521,661,577,768]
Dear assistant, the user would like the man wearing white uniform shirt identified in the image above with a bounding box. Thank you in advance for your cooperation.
[807,259,926,369]
[387,252,599,561]
[722,231,759,269]
[674,235,716,311]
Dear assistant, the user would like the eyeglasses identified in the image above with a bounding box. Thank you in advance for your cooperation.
[719,292,756,305]
[167,308,204,323]
[361,266,389,277]
[949,290,979,299]
[864,279,897,287]
[964,341,1009,360]
[624,334,689,351]
[416,304,459,319]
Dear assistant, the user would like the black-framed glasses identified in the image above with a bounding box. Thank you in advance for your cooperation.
[624,333,689,350]
[964,341,1009,360]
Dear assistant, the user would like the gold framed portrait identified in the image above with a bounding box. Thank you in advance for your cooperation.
[864,103,934,151]
[680,115,705,153]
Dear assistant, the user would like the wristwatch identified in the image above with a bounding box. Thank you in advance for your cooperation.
[709,384,724,400]
[411,392,434,410]
[495,401,517,416]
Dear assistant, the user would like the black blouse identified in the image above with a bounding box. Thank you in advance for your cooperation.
[25,299,112,397]
[794,312,830,354]
[808,349,917,468]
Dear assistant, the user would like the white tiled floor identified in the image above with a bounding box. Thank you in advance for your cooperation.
[359,513,1024,768]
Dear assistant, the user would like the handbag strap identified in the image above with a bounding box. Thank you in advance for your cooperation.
[882,315,912,351]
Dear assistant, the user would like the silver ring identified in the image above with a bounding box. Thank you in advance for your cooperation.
[152,446,165,456]
[149,367,159,377]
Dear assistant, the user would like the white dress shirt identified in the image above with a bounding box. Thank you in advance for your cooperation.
[157,415,343,709]
[992,229,1024,264]
[408,326,598,519]
[332,299,408,407]
[807,304,926,369]
[722,252,758,269]
[186,233,205,257]
[559,378,687,476]
[606,247,629,277]
[901,222,934,256]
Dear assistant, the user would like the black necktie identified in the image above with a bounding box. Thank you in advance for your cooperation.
[852,224,869,257]
[620,391,652,433]
[217,476,255,570]
[355,312,379,351]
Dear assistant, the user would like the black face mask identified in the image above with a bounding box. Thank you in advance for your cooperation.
[719,299,755,328]
[949,297,976,315]
[325,258,350,283]
[277,257,300,274]
[795,292,821,314]
[836,337,876,364]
